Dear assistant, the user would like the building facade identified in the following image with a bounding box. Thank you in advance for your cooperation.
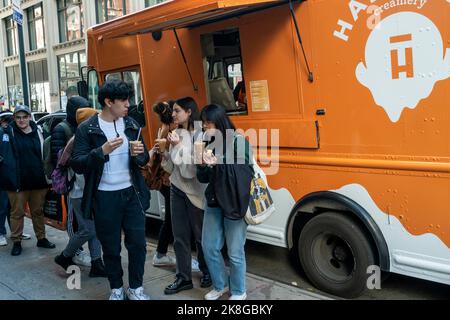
[0,0,166,112]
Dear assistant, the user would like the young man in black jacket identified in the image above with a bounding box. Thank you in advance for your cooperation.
[71,80,151,300]
[3,105,56,256]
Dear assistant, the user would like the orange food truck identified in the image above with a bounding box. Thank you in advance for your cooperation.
[80,0,450,298]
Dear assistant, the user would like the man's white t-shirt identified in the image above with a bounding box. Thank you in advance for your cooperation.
[98,117,132,191]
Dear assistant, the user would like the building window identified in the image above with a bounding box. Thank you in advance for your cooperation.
[58,51,86,109]
[1,0,11,8]
[5,16,18,56]
[28,59,50,112]
[57,0,84,43]
[27,3,46,51]
[145,0,166,8]
[6,65,23,107]
[96,0,131,24]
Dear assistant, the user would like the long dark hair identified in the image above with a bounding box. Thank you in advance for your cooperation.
[175,97,200,131]
[200,104,236,150]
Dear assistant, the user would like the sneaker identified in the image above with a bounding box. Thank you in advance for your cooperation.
[126,287,150,300]
[109,287,126,300]
[229,292,247,300]
[21,233,31,240]
[205,287,229,300]
[152,253,176,267]
[73,250,91,267]
[0,235,7,246]
[191,258,200,272]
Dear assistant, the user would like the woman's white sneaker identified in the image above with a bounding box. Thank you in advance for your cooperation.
[152,253,176,266]
[204,287,229,300]
[229,292,247,300]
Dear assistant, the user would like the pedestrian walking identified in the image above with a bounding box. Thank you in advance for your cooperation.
[71,80,151,300]
[0,105,56,256]
[54,107,106,278]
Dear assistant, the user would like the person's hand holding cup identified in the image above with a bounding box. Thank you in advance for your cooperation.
[155,138,167,154]
[129,140,144,156]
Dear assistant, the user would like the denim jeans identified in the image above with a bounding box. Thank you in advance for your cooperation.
[202,205,248,296]
[0,190,10,235]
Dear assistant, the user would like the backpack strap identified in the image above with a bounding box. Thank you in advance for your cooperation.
[58,120,73,141]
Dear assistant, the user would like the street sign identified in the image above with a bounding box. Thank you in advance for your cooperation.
[12,0,23,26]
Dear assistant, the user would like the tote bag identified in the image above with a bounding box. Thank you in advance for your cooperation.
[245,158,275,225]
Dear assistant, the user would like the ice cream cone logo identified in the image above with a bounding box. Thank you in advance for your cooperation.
[356,12,450,122]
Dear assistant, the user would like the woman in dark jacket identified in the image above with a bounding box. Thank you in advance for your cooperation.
[197,104,253,300]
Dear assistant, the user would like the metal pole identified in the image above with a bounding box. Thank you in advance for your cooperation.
[17,22,29,107]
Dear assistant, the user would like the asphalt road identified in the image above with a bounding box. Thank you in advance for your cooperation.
[145,218,450,300]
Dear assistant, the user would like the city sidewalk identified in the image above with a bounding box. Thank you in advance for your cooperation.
[0,219,331,300]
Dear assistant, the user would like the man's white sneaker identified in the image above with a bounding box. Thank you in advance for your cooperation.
[205,287,229,300]
[109,287,125,300]
[192,258,200,272]
[21,233,31,240]
[127,287,150,300]
[0,235,7,246]
[229,292,247,300]
[73,250,91,267]
[152,253,176,266]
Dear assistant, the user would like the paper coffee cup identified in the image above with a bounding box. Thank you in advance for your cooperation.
[194,141,205,164]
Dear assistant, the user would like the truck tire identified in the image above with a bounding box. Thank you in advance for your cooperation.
[298,212,376,298]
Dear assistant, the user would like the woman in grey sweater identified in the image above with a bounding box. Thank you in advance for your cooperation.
[161,97,212,294]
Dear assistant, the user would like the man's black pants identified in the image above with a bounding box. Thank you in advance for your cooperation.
[94,186,146,290]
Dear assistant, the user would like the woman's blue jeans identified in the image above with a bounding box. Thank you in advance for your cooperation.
[202,205,248,296]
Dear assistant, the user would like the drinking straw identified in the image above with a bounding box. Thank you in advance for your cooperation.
[137,127,142,141]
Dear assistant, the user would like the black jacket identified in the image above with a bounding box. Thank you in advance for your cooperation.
[0,122,48,191]
[197,135,253,220]
[51,96,90,166]
[50,120,75,166]
[71,114,150,220]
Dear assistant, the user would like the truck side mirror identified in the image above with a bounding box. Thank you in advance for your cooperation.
[77,80,88,99]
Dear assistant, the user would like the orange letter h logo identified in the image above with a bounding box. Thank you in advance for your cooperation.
[390,34,414,80]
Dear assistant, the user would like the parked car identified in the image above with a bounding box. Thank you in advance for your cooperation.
[36,110,66,139]
[32,111,49,122]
